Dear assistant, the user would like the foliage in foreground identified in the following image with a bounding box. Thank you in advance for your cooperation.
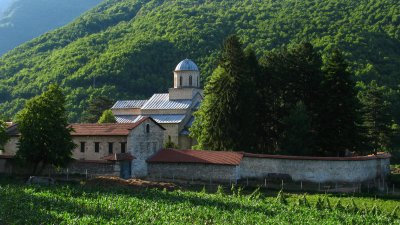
[0,182,399,224]
[15,84,76,174]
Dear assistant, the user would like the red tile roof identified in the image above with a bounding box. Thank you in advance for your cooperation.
[102,153,136,161]
[70,117,164,136]
[243,152,391,161]
[147,149,243,165]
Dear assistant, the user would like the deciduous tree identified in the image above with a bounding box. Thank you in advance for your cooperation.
[16,84,76,174]
[98,109,116,123]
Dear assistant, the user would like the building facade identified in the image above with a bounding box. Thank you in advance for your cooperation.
[1,117,165,178]
[111,59,203,149]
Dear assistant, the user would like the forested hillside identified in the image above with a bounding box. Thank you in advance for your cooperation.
[0,0,398,122]
[0,0,102,55]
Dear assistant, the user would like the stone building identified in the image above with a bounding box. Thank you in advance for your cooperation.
[1,117,165,178]
[111,59,203,149]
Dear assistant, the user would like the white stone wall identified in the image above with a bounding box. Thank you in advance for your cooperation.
[148,163,239,182]
[240,156,391,183]
[129,118,164,178]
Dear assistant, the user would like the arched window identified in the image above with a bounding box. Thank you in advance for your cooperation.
[146,124,150,133]
[179,76,182,87]
[189,75,192,86]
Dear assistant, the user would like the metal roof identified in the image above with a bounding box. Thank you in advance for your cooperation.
[112,100,148,109]
[115,115,140,123]
[175,59,199,71]
[141,94,192,110]
[116,114,186,124]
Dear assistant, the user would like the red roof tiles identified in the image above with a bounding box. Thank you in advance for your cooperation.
[147,149,243,165]
[102,153,136,161]
[243,152,391,161]
[70,117,164,136]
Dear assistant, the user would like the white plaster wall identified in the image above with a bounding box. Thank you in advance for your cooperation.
[173,71,200,88]
[72,136,127,160]
[240,157,391,183]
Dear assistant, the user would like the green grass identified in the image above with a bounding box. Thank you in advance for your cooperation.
[0,178,399,224]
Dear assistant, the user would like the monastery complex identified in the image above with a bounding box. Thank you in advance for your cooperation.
[111,59,203,149]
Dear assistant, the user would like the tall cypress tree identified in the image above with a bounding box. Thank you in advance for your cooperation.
[191,35,255,151]
[260,43,322,154]
[318,49,360,156]
[359,81,393,153]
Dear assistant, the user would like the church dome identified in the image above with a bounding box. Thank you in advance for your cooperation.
[175,59,198,71]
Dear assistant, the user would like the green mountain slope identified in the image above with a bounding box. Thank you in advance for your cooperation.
[0,0,102,55]
[0,0,399,122]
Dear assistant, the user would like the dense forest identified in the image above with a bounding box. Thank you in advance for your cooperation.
[0,0,398,124]
[191,36,397,156]
[0,0,102,55]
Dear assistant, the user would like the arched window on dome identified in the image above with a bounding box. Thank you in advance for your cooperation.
[179,76,182,87]
[189,75,192,86]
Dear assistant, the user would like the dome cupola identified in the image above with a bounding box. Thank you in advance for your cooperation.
[173,59,200,88]
[175,59,199,71]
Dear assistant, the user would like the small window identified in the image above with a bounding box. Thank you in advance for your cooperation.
[189,75,192,86]
[121,142,126,153]
[179,76,182,87]
[108,142,113,154]
[95,142,100,153]
[146,124,150,133]
[80,142,85,153]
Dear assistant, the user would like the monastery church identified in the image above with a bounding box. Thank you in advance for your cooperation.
[111,59,203,149]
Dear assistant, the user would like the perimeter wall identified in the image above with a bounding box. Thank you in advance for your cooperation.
[239,153,391,183]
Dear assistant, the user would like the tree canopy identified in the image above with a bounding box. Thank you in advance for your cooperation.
[0,0,398,123]
[191,35,255,151]
[15,84,76,174]
[98,109,116,123]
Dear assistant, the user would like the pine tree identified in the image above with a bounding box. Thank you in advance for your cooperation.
[281,102,314,155]
[15,84,76,174]
[260,43,322,154]
[359,81,393,153]
[318,49,360,156]
[81,95,114,123]
[191,35,255,151]
[98,109,116,123]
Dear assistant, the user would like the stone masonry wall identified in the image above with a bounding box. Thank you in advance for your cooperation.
[129,118,164,178]
[240,156,391,183]
[148,163,239,182]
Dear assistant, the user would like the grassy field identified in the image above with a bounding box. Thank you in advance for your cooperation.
[0,177,399,224]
